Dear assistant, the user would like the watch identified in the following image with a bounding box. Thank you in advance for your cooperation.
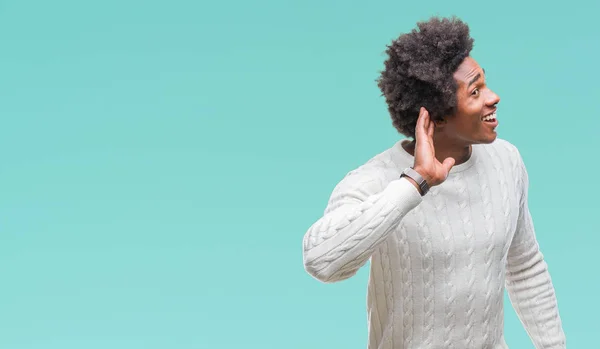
[401,167,430,196]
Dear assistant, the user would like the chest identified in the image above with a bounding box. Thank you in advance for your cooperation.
[394,170,521,261]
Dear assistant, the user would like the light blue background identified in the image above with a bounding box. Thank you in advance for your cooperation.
[1,0,597,348]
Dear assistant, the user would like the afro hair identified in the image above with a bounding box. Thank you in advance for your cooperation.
[377,16,474,138]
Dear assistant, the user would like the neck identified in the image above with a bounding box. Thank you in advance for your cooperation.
[405,138,472,165]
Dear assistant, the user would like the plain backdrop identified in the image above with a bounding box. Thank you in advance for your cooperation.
[1,0,598,348]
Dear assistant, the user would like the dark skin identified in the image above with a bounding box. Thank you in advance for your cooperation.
[403,56,501,193]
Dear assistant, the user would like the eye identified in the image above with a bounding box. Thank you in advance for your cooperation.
[471,88,480,96]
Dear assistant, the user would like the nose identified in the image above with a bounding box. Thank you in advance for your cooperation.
[487,89,500,107]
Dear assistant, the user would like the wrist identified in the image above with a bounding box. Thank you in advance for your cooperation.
[403,176,424,195]
[411,166,432,185]
[401,167,430,196]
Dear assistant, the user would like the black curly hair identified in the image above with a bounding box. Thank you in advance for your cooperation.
[377,16,474,138]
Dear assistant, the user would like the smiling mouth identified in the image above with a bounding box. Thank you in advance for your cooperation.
[482,112,497,123]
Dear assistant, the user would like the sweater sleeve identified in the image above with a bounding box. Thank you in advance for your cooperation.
[505,153,566,348]
[302,166,422,283]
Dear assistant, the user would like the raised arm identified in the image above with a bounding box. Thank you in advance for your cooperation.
[302,107,456,283]
[302,171,422,283]
[505,151,566,348]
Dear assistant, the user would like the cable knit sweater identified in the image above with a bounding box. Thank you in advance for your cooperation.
[302,138,566,349]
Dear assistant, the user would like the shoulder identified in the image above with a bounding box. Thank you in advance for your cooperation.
[488,138,522,160]
[328,145,404,203]
[484,138,530,192]
[480,138,527,170]
[336,149,398,191]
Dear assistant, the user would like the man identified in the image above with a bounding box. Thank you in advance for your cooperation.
[301,16,566,348]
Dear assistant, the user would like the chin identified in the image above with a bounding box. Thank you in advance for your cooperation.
[482,132,498,144]
[472,132,497,145]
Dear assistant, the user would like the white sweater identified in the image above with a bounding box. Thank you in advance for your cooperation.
[302,138,566,349]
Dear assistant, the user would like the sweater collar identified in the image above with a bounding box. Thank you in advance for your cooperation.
[393,139,478,174]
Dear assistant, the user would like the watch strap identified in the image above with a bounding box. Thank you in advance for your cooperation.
[401,167,430,196]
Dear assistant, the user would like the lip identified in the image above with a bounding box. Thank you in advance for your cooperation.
[482,110,497,118]
[483,118,498,128]
[482,110,498,128]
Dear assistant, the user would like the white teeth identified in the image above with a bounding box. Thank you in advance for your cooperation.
[482,112,496,121]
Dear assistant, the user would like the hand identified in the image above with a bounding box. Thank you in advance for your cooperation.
[412,107,455,187]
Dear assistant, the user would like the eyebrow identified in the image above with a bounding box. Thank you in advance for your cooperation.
[467,73,481,88]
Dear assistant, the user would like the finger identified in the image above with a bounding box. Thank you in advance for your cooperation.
[427,117,435,138]
[415,107,427,140]
[416,107,429,138]
[442,157,456,173]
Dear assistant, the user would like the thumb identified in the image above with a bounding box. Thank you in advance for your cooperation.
[442,157,456,174]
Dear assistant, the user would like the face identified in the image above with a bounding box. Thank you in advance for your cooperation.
[437,56,501,145]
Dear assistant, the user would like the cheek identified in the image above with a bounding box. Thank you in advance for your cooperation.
[454,114,483,136]
[465,107,483,128]
[462,115,481,130]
